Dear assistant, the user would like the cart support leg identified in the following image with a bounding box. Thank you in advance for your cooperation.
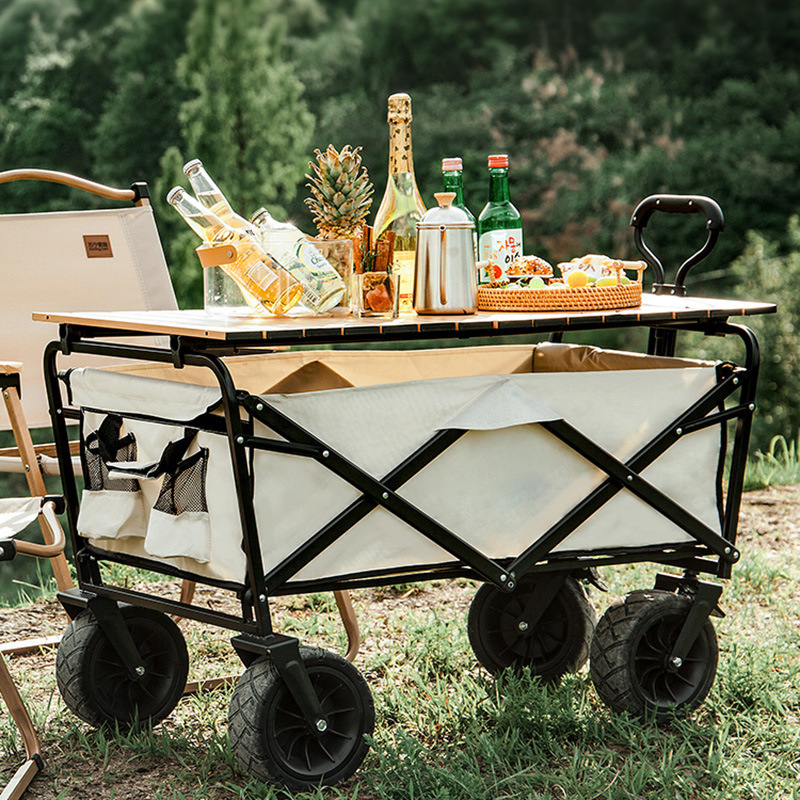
[659,578,723,670]
[85,596,148,682]
[647,326,677,357]
[515,571,569,632]
[232,634,328,732]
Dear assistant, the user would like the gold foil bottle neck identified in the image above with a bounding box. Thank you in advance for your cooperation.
[387,92,412,124]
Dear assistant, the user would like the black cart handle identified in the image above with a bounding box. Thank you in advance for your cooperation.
[630,194,724,294]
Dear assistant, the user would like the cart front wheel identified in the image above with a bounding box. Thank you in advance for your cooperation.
[590,589,718,720]
[468,574,596,680]
[228,646,374,789]
[56,605,188,730]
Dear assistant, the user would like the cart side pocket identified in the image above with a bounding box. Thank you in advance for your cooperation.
[144,447,212,563]
[78,413,147,540]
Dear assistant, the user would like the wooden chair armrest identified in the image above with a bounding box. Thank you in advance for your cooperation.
[0,168,136,202]
[0,362,23,375]
[12,501,66,559]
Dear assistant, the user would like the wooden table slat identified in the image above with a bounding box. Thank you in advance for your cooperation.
[33,295,776,345]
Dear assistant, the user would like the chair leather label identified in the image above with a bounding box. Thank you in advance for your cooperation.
[83,235,113,258]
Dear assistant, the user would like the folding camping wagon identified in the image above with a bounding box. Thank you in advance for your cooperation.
[28,188,774,789]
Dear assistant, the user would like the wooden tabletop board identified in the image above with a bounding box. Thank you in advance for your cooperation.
[33,294,776,345]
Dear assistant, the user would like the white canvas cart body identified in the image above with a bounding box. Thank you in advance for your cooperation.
[37,194,775,789]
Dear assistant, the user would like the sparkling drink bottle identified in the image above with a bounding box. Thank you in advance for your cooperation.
[442,157,477,256]
[183,158,254,231]
[166,187,302,315]
[373,93,427,313]
[477,154,523,284]
[249,208,346,314]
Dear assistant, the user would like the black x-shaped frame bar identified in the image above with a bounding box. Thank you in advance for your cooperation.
[43,319,759,645]
[241,358,748,598]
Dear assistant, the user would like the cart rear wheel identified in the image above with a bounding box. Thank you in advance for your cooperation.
[228,646,374,789]
[468,574,596,680]
[56,605,188,730]
[590,589,718,720]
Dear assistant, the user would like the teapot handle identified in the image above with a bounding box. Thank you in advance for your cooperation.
[439,226,447,305]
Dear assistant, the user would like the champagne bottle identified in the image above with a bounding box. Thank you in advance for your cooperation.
[249,207,346,314]
[442,157,477,256]
[477,154,523,284]
[167,187,302,315]
[373,93,426,313]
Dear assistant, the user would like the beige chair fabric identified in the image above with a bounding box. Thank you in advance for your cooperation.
[0,205,177,430]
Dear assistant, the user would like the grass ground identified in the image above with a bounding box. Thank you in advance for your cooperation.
[2,486,800,799]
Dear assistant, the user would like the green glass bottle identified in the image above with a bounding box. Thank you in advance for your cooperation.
[477,154,523,284]
[442,157,477,256]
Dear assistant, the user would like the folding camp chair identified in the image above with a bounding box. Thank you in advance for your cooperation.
[0,495,66,800]
[0,169,360,664]
[0,169,176,652]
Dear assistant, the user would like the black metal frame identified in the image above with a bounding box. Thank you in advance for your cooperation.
[39,304,762,750]
[43,309,760,632]
[41,188,766,728]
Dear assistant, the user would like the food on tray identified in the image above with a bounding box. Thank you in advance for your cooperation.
[558,254,647,282]
[566,269,589,288]
[483,254,646,301]
[506,254,553,279]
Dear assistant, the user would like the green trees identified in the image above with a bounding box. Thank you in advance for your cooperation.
[1,0,798,446]
[92,0,195,188]
[178,0,313,216]
[157,0,314,306]
[727,219,800,448]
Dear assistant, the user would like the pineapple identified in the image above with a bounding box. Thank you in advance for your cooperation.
[305,145,374,239]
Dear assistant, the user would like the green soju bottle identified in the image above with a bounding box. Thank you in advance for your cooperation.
[442,157,477,256]
[477,154,523,284]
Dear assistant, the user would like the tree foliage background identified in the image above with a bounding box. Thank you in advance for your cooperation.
[0,0,798,448]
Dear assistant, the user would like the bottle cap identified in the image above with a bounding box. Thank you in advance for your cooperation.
[487,154,509,168]
[249,207,271,225]
[387,93,412,123]
[441,157,463,172]
[183,158,203,175]
[166,186,186,205]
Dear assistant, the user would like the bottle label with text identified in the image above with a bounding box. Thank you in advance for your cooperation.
[478,229,523,283]
[392,250,416,312]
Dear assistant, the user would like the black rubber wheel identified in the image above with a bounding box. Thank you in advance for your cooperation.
[228,646,374,789]
[467,574,597,680]
[56,605,189,730]
[590,589,718,721]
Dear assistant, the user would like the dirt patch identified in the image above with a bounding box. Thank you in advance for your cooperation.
[737,484,800,552]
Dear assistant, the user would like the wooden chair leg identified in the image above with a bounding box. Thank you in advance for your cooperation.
[179,579,196,606]
[3,385,71,590]
[333,590,360,662]
[0,655,42,800]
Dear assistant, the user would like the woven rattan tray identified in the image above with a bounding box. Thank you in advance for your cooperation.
[477,281,642,312]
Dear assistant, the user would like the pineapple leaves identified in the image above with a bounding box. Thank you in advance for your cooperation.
[304,143,374,238]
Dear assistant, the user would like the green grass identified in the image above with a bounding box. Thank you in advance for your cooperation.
[744,433,800,491]
[3,459,800,797]
[3,549,800,799]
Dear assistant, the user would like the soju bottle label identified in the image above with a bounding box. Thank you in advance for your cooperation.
[478,228,523,283]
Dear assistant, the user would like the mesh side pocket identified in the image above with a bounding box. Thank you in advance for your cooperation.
[153,449,209,516]
[78,415,145,541]
[84,420,139,493]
